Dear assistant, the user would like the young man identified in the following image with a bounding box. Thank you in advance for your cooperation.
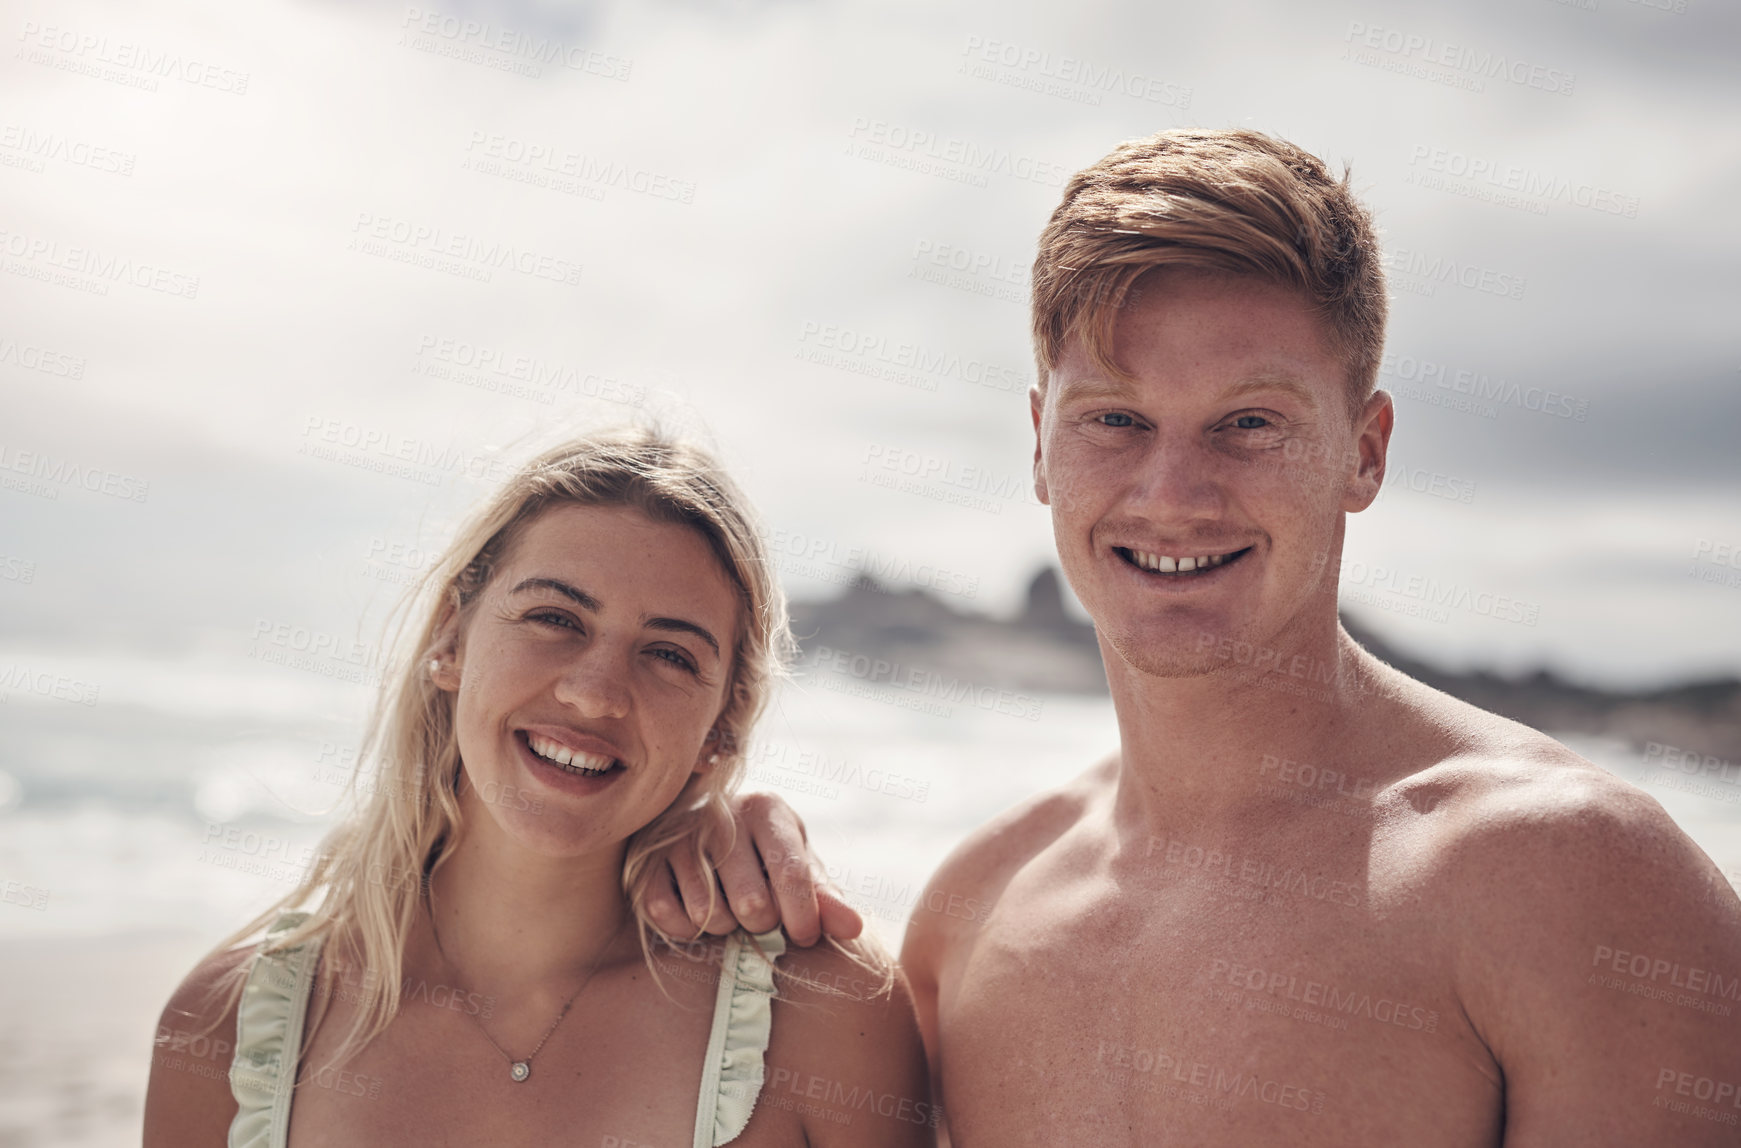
[650,128,1741,1145]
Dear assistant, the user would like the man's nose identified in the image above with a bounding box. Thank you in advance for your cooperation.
[1129,432,1226,521]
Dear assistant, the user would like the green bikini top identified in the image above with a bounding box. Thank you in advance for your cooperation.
[227,912,786,1148]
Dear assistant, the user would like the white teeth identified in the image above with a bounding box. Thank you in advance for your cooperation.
[527,735,614,774]
[1126,549,1238,575]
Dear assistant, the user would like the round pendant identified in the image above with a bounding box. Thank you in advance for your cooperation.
[510,1061,531,1082]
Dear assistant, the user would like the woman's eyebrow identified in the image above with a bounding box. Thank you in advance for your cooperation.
[509,577,600,611]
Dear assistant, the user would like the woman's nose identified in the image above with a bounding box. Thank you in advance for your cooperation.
[552,647,632,719]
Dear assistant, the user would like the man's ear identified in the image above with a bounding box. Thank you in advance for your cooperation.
[1342,389,1395,513]
[427,605,465,693]
[1030,381,1051,506]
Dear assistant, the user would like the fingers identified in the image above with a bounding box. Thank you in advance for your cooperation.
[817,885,865,943]
[739,792,824,946]
[643,861,702,942]
[714,829,780,934]
[672,849,740,937]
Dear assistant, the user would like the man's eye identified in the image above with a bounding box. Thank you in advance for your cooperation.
[1232,414,1272,430]
[1098,412,1136,428]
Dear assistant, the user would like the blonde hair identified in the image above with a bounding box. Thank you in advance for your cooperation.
[1032,127,1388,418]
[212,426,805,1064]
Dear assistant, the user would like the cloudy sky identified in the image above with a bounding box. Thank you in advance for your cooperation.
[4,0,1739,702]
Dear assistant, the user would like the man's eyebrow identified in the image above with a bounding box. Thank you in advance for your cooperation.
[1053,376,1139,404]
[509,578,721,659]
[644,616,721,659]
[1223,373,1321,408]
[510,577,599,609]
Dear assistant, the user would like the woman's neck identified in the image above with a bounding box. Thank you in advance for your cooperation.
[420,809,634,996]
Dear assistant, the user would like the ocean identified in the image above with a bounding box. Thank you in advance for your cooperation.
[2,650,1737,1145]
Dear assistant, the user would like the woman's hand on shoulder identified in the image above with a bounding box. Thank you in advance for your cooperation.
[143,944,252,1148]
[643,791,865,947]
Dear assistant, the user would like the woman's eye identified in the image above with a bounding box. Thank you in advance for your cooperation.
[528,610,579,630]
[651,647,699,674]
[1098,412,1136,428]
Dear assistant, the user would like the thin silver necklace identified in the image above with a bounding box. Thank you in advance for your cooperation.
[426,903,624,1083]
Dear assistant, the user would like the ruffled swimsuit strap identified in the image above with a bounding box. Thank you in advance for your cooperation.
[692,928,787,1148]
[228,911,326,1148]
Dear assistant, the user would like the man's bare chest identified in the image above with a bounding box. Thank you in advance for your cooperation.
[934,856,1501,1146]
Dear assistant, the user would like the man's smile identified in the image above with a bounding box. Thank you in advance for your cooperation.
[1114,545,1255,577]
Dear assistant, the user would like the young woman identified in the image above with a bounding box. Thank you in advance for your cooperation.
[144,429,933,1147]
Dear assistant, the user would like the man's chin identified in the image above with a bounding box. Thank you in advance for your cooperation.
[1101,626,1238,680]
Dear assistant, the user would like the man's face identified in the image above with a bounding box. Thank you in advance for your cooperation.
[1031,267,1391,679]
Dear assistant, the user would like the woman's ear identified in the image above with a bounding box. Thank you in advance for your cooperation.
[693,728,724,776]
[427,606,465,693]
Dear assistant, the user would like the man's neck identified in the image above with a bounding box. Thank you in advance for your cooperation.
[421,796,632,997]
[1105,619,1393,834]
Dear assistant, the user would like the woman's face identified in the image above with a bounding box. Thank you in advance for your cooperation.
[432,502,741,859]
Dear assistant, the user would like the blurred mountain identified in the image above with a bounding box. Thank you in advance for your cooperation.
[789,568,1741,761]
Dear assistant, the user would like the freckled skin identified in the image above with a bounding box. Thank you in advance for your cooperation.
[900,270,1741,1147]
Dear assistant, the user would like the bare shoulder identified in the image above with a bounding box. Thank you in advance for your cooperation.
[143,942,255,1148]
[911,754,1114,932]
[765,941,934,1145]
[1379,710,1741,1141]
[1387,722,1731,906]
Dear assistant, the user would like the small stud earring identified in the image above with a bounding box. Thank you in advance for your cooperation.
[427,659,441,675]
